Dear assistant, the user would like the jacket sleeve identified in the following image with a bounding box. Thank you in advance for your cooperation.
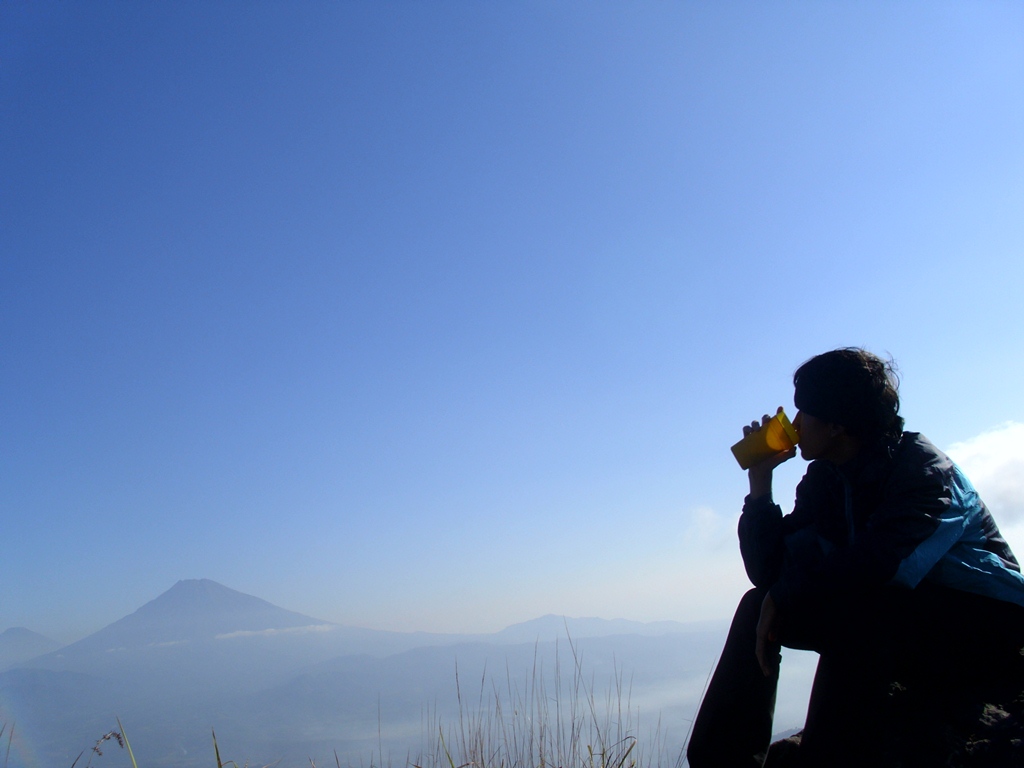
[737,494,785,588]
[737,464,829,589]
[860,457,953,589]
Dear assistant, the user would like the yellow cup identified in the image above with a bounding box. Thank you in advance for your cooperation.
[730,409,800,469]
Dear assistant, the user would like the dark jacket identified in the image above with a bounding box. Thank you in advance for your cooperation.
[739,432,1024,613]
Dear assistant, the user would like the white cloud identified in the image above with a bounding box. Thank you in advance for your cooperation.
[681,505,737,553]
[946,423,1024,525]
[946,422,1024,557]
[215,623,336,640]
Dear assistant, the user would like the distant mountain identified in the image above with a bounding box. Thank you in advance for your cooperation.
[4,578,731,768]
[55,578,333,650]
[488,613,712,644]
[0,627,62,669]
[7,579,472,767]
[26,579,463,693]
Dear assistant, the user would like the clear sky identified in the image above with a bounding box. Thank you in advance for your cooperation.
[3,1,1023,644]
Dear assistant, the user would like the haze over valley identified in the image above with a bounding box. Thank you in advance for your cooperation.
[2,579,795,767]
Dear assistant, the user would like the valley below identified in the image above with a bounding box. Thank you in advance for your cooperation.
[0,579,815,768]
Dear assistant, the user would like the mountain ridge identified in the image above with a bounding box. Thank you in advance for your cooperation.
[0,626,62,670]
[3,578,732,768]
[490,612,715,643]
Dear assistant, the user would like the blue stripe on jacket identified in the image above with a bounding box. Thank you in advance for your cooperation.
[892,466,1024,607]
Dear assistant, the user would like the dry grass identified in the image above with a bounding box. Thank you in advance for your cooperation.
[25,632,689,768]
[411,635,686,768]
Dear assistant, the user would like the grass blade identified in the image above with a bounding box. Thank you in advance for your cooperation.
[115,718,138,768]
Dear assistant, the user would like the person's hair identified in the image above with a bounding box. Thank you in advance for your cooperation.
[793,348,904,445]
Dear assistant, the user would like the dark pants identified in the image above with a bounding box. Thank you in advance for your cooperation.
[686,585,1024,768]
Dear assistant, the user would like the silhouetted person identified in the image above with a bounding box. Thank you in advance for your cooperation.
[687,348,1024,767]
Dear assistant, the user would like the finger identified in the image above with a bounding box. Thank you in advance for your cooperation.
[768,447,797,469]
[757,640,780,677]
[755,635,769,677]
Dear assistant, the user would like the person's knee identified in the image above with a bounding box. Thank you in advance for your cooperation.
[684,738,707,767]
[737,587,767,617]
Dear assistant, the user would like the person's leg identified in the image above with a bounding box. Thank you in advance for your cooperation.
[795,649,897,767]
[901,584,1024,704]
[791,585,1024,767]
[891,584,1024,754]
[784,589,907,768]
[687,588,780,768]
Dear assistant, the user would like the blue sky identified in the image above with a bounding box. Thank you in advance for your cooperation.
[3,2,1024,643]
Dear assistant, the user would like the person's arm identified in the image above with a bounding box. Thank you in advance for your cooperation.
[736,410,797,588]
[755,591,781,677]
[738,495,785,587]
[744,408,796,501]
[748,458,776,501]
[854,459,956,588]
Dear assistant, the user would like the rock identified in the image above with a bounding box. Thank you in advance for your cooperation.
[762,693,1024,767]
